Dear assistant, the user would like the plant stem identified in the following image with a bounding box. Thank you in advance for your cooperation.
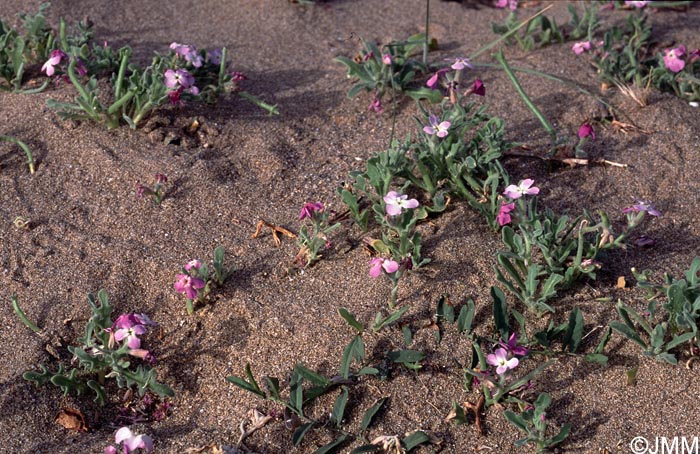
[495,50,557,144]
[11,293,41,333]
[0,135,34,173]
[423,0,430,66]
[186,299,194,315]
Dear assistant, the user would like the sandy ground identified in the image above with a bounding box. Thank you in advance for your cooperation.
[1,1,699,453]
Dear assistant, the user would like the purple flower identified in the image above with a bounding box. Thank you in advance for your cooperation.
[503,179,540,199]
[621,199,661,217]
[299,201,325,220]
[208,48,223,65]
[115,324,147,349]
[383,191,419,216]
[154,174,168,184]
[495,0,518,10]
[41,49,67,76]
[423,114,451,138]
[449,57,474,71]
[184,259,201,271]
[369,257,399,278]
[486,347,519,374]
[112,427,153,454]
[470,79,485,96]
[164,69,195,89]
[135,183,147,198]
[174,274,206,299]
[170,42,203,67]
[625,0,649,7]
[497,202,515,226]
[663,45,686,73]
[426,68,449,88]
[382,54,392,65]
[499,333,529,357]
[578,123,595,140]
[572,41,592,55]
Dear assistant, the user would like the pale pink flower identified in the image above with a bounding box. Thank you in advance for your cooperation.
[41,49,67,76]
[663,45,686,73]
[572,41,592,55]
[369,257,399,278]
[486,347,519,374]
[495,0,518,10]
[423,114,451,138]
[503,179,540,199]
[382,54,392,65]
[383,191,419,216]
[497,202,515,226]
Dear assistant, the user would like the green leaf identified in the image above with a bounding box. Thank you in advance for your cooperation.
[226,375,266,399]
[666,331,696,350]
[402,325,413,346]
[491,286,510,340]
[338,308,364,334]
[563,308,584,353]
[331,386,349,428]
[315,435,350,454]
[504,410,528,432]
[293,422,315,446]
[595,326,612,354]
[405,87,443,103]
[609,321,647,349]
[436,295,455,323]
[264,376,280,399]
[340,336,365,379]
[402,431,431,451]
[358,367,379,376]
[457,299,475,335]
[388,350,426,364]
[547,423,572,445]
[584,353,608,366]
[290,371,304,415]
[294,364,331,387]
[360,397,388,431]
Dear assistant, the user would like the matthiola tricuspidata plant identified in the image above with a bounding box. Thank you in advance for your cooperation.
[135,173,167,205]
[295,201,341,268]
[174,246,235,314]
[21,290,173,405]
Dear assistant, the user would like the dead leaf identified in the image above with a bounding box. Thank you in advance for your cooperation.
[251,219,296,246]
[55,408,89,432]
[616,276,627,289]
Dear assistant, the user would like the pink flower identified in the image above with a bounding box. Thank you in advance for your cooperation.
[663,45,686,73]
[174,274,206,299]
[495,0,518,10]
[170,42,203,67]
[299,202,325,220]
[622,199,661,217]
[497,202,515,226]
[383,191,419,216]
[382,54,392,65]
[625,0,649,7]
[115,324,147,349]
[499,333,529,356]
[369,257,399,278]
[184,259,201,271]
[503,179,540,199]
[572,41,592,55]
[577,123,595,140]
[112,427,153,453]
[426,68,449,88]
[231,71,247,82]
[449,57,473,70]
[423,114,451,138]
[164,69,196,89]
[41,49,67,76]
[368,95,383,114]
[486,347,519,374]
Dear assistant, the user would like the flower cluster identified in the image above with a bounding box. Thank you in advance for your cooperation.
[174,260,206,300]
[487,333,528,375]
[135,173,168,204]
[107,313,157,364]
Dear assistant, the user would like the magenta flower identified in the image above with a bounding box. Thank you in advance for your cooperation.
[621,199,661,217]
[164,69,195,89]
[423,114,451,138]
[368,95,383,114]
[369,257,399,278]
[426,68,449,88]
[499,333,529,357]
[503,179,540,199]
[299,201,325,220]
[495,0,518,10]
[112,313,156,331]
[184,259,201,271]
[231,71,247,82]
[174,274,206,299]
[115,324,147,349]
[577,123,595,140]
[625,0,649,7]
[449,57,474,71]
[168,88,182,105]
[470,79,485,96]
[154,173,168,184]
[383,191,419,216]
[108,427,153,454]
[486,347,519,374]
[382,54,392,65]
[572,41,592,55]
[497,202,515,226]
[663,45,686,73]
[41,49,67,76]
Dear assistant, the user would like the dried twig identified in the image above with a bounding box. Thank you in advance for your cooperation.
[251,219,296,246]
